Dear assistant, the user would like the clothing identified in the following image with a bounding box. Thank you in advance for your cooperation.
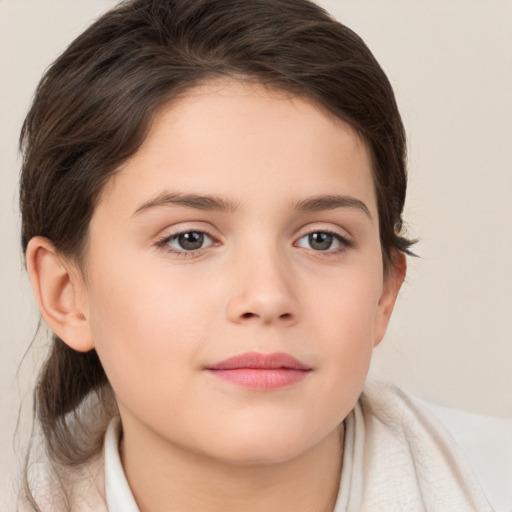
[19,383,512,511]
[334,382,507,511]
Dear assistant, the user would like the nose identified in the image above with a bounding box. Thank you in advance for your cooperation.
[225,249,298,326]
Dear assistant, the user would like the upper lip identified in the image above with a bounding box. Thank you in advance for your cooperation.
[206,351,311,371]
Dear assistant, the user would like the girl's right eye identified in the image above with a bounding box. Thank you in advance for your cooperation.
[157,231,214,254]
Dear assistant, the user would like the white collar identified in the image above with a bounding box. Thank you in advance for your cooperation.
[104,417,141,512]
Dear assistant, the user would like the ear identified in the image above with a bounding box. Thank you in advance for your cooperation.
[26,236,94,352]
[373,251,407,347]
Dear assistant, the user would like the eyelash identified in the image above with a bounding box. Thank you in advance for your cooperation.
[155,229,218,259]
[295,229,353,256]
[155,228,353,258]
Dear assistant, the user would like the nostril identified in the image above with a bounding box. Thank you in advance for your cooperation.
[241,312,292,320]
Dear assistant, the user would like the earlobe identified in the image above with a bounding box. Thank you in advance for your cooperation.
[26,236,94,352]
[373,251,407,347]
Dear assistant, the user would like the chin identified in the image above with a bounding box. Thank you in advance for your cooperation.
[203,425,325,467]
[216,444,304,467]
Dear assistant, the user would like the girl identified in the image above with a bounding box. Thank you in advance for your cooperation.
[13,0,511,510]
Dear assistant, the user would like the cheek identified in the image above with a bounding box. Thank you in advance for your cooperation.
[307,261,382,388]
[318,294,376,379]
[309,254,382,340]
[85,254,217,402]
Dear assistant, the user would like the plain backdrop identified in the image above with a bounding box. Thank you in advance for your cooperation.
[1,0,511,498]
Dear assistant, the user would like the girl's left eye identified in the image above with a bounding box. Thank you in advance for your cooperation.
[159,231,214,252]
[295,231,350,252]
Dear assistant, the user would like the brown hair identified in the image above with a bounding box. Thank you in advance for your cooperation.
[19,0,414,506]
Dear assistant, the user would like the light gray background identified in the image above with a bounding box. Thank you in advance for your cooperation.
[1,0,511,498]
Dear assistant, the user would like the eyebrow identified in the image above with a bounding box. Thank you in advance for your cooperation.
[133,191,371,220]
[294,194,372,220]
[133,191,238,215]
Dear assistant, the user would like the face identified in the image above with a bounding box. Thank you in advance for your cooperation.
[78,80,402,465]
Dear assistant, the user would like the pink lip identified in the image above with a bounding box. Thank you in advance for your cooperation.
[205,352,312,390]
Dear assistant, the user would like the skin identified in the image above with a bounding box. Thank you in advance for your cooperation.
[27,79,405,512]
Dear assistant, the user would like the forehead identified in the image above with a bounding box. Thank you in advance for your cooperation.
[98,79,376,217]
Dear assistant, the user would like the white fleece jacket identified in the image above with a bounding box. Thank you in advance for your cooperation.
[15,383,512,512]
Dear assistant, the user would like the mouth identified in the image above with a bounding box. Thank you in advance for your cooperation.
[205,351,312,390]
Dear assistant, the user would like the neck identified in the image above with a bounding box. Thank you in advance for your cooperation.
[120,420,344,512]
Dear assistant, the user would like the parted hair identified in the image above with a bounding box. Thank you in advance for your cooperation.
[19,0,413,507]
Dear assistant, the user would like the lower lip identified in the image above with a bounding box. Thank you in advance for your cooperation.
[206,368,310,390]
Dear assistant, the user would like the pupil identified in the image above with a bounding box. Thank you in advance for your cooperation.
[178,232,204,250]
[309,232,332,251]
